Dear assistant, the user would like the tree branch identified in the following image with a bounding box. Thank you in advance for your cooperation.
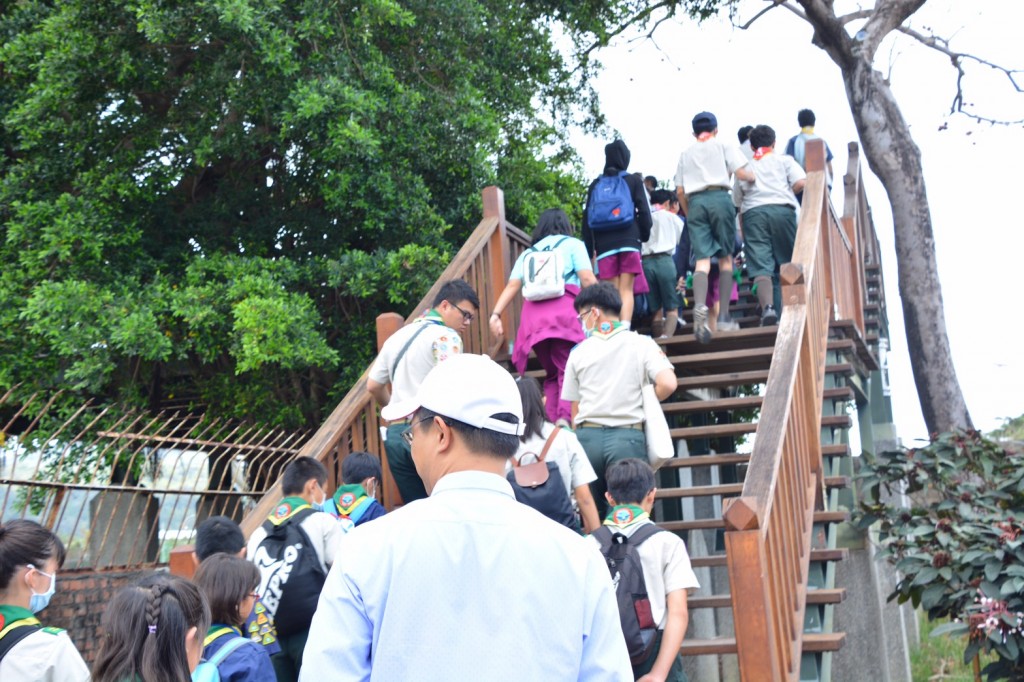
[578,0,675,60]
[734,0,787,30]
[838,9,874,25]
[897,25,1024,125]
[859,0,927,61]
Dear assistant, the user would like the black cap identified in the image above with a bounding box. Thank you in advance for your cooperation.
[692,111,718,133]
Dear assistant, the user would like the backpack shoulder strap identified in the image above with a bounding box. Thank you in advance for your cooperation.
[208,635,251,667]
[390,323,431,378]
[0,621,41,663]
[627,522,664,547]
[592,526,614,551]
[285,508,327,576]
[537,426,561,462]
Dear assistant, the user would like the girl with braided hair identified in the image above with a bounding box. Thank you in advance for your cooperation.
[92,573,210,682]
[0,519,89,681]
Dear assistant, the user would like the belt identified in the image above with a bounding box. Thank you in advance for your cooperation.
[642,253,672,259]
[577,421,643,430]
[691,186,730,194]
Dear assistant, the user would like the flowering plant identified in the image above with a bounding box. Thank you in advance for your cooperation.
[853,430,1024,680]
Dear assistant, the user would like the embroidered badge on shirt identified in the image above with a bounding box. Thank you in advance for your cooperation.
[613,507,637,524]
[340,492,356,507]
[273,502,293,519]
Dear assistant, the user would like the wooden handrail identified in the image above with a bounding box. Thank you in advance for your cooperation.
[241,187,531,537]
[722,139,862,681]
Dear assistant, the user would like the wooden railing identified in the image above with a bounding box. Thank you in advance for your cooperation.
[241,187,531,536]
[722,139,868,681]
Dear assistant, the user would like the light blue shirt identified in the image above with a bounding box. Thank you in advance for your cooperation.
[510,235,593,287]
[299,470,632,682]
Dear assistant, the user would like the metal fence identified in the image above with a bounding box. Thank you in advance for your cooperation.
[0,389,309,569]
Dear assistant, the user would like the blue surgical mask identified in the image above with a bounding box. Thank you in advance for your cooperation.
[26,564,56,613]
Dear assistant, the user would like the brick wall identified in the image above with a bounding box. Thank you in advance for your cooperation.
[46,567,156,665]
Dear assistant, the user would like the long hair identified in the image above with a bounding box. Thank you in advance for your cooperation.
[516,376,548,442]
[92,574,211,682]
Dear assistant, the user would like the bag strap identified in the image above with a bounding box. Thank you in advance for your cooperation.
[390,323,431,378]
[208,634,251,667]
[0,620,41,663]
[538,426,561,462]
[514,426,561,466]
[627,522,665,547]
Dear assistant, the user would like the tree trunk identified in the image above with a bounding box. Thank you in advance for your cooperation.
[840,59,973,434]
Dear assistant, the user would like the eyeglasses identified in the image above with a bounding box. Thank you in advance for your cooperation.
[249,591,260,599]
[576,308,595,322]
[401,415,436,445]
[449,301,475,323]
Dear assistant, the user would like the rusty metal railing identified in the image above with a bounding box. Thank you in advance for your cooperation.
[0,389,308,569]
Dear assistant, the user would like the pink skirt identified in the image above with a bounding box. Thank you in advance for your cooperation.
[512,285,584,373]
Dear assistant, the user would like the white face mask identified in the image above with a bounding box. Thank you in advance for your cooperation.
[580,309,594,338]
[26,564,56,613]
[367,480,377,500]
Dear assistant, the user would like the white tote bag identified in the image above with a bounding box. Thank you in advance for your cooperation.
[637,339,674,470]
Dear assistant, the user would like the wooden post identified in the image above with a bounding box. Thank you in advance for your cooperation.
[483,186,510,358]
[374,313,406,509]
[376,312,405,350]
[724,497,781,681]
[169,544,197,579]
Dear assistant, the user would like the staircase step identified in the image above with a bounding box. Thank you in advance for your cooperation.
[661,453,751,469]
[670,421,759,440]
[823,387,855,402]
[663,395,764,415]
[690,547,849,568]
[657,477,848,500]
[669,346,774,373]
[822,443,851,458]
[678,632,845,656]
[659,510,847,532]
[688,588,845,610]
[821,415,853,429]
[677,370,769,390]
[659,326,777,354]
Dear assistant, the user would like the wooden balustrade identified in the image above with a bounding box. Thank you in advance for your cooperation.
[241,187,531,536]
[722,139,858,681]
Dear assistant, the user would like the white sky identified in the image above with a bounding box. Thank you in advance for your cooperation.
[571,0,1023,443]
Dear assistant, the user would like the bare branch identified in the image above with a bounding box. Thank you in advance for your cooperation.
[859,0,927,60]
[897,25,1024,125]
[838,9,874,25]
[734,0,786,30]
[578,0,675,61]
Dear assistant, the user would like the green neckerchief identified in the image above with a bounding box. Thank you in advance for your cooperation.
[603,504,649,528]
[0,603,39,634]
[266,496,311,525]
[204,623,243,647]
[333,484,369,514]
[591,321,628,340]
[420,308,447,325]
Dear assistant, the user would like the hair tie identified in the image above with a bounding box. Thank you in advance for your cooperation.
[148,624,157,634]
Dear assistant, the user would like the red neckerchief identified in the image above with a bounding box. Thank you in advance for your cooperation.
[753,147,772,160]
[696,132,713,142]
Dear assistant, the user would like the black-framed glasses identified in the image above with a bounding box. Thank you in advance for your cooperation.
[449,301,475,323]
[401,415,436,445]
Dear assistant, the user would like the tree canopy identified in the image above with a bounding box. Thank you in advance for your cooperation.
[0,0,641,427]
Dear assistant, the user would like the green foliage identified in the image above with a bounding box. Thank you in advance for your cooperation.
[854,431,1024,680]
[0,0,640,426]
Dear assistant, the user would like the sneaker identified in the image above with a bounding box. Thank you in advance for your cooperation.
[693,304,711,344]
[761,305,778,327]
[717,313,740,332]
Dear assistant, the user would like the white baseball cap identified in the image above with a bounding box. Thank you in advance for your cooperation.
[380,354,525,436]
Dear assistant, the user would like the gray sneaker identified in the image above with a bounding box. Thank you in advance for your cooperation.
[761,305,778,326]
[694,304,711,344]
[717,313,740,332]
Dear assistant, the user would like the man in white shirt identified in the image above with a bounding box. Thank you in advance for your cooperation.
[366,278,479,505]
[300,354,632,682]
[734,124,807,325]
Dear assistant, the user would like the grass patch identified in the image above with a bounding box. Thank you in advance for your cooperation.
[912,612,985,681]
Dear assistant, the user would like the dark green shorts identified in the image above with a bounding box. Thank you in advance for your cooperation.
[742,204,797,279]
[686,190,737,260]
[642,254,682,313]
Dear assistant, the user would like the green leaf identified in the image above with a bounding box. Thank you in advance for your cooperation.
[930,620,969,638]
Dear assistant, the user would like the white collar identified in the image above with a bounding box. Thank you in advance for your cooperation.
[431,470,515,498]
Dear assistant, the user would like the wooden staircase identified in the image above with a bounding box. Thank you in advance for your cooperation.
[239,139,882,682]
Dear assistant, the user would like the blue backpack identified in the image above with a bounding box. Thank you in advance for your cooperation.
[587,171,635,230]
[191,635,250,682]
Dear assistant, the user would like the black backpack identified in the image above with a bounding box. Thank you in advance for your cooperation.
[592,523,665,665]
[507,427,579,532]
[250,506,327,637]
